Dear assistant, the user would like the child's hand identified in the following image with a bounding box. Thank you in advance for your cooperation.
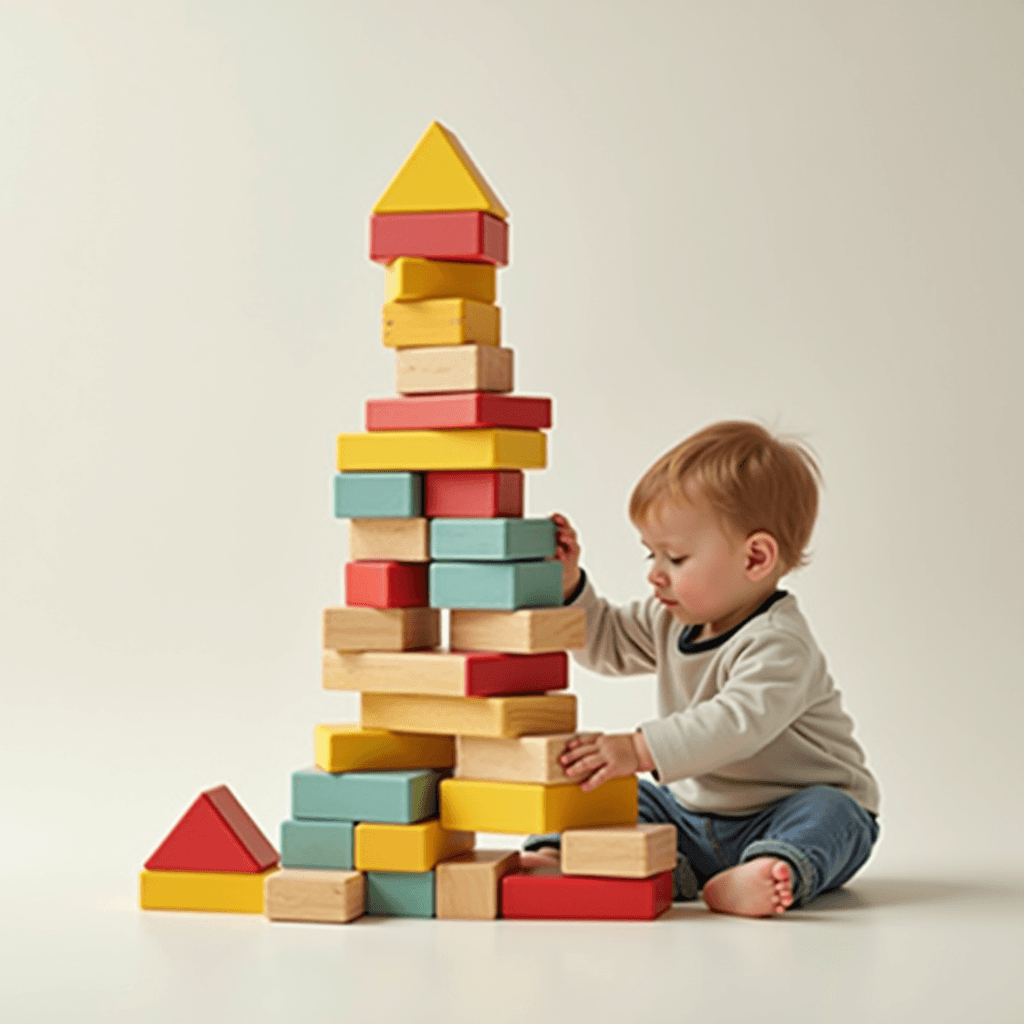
[559,731,654,792]
[551,513,582,600]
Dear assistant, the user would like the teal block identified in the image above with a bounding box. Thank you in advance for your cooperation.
[334,472,422,518]
[291,767,443,824]
[365,870,435,917]
[280,818,354,870]
[429,560,564,610]
[429,518,556,561]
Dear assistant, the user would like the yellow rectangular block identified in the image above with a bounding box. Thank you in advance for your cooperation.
[396,345,514,395]
[354,819,474,872]
[439,776,638,835]
[435,850,520,920]
[336,428,544,472]
[561,824,678,879]
[360,692,577,739]
[349,517,430,562]
[455,733,577,785]
[382,298,500,349]
[385,257,496,304]
[449,608,586,654]
[314,723,455,772]
[265,868,365,923]
[322,607,441,652]
[139,868,278,913]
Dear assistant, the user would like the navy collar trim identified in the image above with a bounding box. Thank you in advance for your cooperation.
[677,590,788,654]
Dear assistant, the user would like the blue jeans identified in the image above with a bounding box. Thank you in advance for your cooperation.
[525,781,880,907]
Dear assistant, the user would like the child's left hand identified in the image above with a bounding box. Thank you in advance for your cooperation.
[559,731,654,792]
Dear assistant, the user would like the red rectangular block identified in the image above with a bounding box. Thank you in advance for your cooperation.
[501,867,673,921]
[424,471,524,518]
[345,561,428,608]
[366,393,552,432]
[370,211,509,266]
[454,650,568,696]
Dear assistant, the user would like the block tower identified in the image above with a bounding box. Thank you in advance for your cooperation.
[263,123,676,924]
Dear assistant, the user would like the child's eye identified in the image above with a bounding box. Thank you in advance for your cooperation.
[668,556,687,566]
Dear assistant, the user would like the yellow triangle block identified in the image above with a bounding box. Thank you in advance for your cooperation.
[373,122,508,220]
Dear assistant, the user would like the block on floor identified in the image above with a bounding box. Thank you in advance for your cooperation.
[314,724,455,773]
[382,298,500,349]
[139,868,277,913]
[365,870,435,918]
[430,517,555,561]
[429,560,563,610]
[396,344,513,395]
[354,819,474,873]
[345,561,428,608]
[449,607,586,653]
[455,733,577,785]
[424,470,523,518]
[291,766,443,824]
[561,824,678,879]
[337,428,545,472]
[370,211,508,266]
[501,867,673,921]
[349,518,430,562]
[435,850,520,920]
[334,472,422,518]
[322,606,440,652]
[265,868,365,923]
[280,819,354,870]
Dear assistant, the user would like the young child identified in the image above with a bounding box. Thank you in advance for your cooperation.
[527,421,880,917]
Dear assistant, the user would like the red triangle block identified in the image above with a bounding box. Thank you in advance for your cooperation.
[144,785,279,873]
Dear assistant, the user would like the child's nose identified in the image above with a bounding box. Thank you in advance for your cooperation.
[647,564,666,587]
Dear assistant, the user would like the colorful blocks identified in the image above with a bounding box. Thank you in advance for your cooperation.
[354,819,474,872]
[455,733,577,786]
[322,606,440,652]
[561,824,678,879]
[139,868,277,914]
[366,394,551,432]
[334,472,422,518]
[280,819,354,870]
[345,561,428,608]
[382,299,500,350]
[385,257,496,305]
[371,211,508,266]
[291,767,444,824]
[435,850,520,919]
[396,344,513,395]
[449,608,586,653]
[314,724,455,773]
[501,867,673,921]
[360,692,577,739]
[349,518,430,562]
[265,869,365,924]
[365,870,435,918]
[337,428,544,472]
[425,471,523,518]
[439,776,638,834]
[429,560,563,610]
[430,518,555,562]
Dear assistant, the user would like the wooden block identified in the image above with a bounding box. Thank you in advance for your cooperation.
[385,257,496,305]
[349,518,430,562]
[334,472,422,518]
[322,606,440,652]
[280,819,354,870]
[383,299,500,350]
[396,345,513,395]
[139,868,277,913]
[430,518,555,562]
[455,733,577,785]
[337,428,544,472]
[323,649,568,698]
[450,608,586,653]
[371,211,508,266]
[354,819,474,872]
[360,692,577,739]
[365,870,435,917]
[439,776,637,834]
[373,121,508,219]
[314,724,455,773]
[366,394,551,432]
[291,766,443,824]
[429,560,563,610]
[435,850,520,919]
[345,561,428,608]
[425,471,523,518]
[561,824,678,879]
[264,868,365,924]
[501,867,673,921]
[144,785,279,873]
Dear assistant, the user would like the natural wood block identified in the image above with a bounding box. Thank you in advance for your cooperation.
[501,867,673,921]
[430,518,555,561]
[345,561,428,608]
[382,299,500,349]
[385,257,496,305]
[314,724,455,773]
[291,766,444,824]
[449,608,586,653]
[366,394,551,432]
[333,472,422,518]
[349,518,430,562]
[425,470,523,518]
[435,850,520,919]
[139,868,277,913]
[360,692,577,739]
[455,733,577,785]
[322,606,440,652]
[337,428,544,472]
[323,649,568,698]
[371,211,508,266]
[561,824,678,879]
[439,776,638,834]
[396,345,513,395]
[264,868,365,923]
[354,819,474,872]
[429,560,563,610]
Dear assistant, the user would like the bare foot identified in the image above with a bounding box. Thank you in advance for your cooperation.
[702,857,794,917]
[520,847,560,869]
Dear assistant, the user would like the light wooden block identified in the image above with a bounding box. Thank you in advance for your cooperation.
[349,518,430,562]
[385,257,496,305]
[455,733,577,785]
[430,518,555,561]
[382,298,500,349]
[322,607,440,652]
[333,472,422,518]
[396,345,514,395]
[314,724,455,772]
[561,824,678,879]
[435,850,520,919]
[429,560,563,610]
[449,608,586,653]
[264,868,365,923]
[337,428,544,472]
[354,819,474,872]
[360,692,577,739]
[139,868,277,913]
[439,777,638,835]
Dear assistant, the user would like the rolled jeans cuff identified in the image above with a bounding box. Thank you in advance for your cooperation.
[740,840,815,906]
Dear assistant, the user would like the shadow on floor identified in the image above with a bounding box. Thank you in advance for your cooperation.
[806,876,1024,913]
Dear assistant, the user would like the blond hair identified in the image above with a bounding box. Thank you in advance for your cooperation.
[629,421,822,571]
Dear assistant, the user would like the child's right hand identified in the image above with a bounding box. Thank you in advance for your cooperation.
[551,513,582,600]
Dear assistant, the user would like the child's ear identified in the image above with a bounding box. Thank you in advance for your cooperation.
[745,531,779,581]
